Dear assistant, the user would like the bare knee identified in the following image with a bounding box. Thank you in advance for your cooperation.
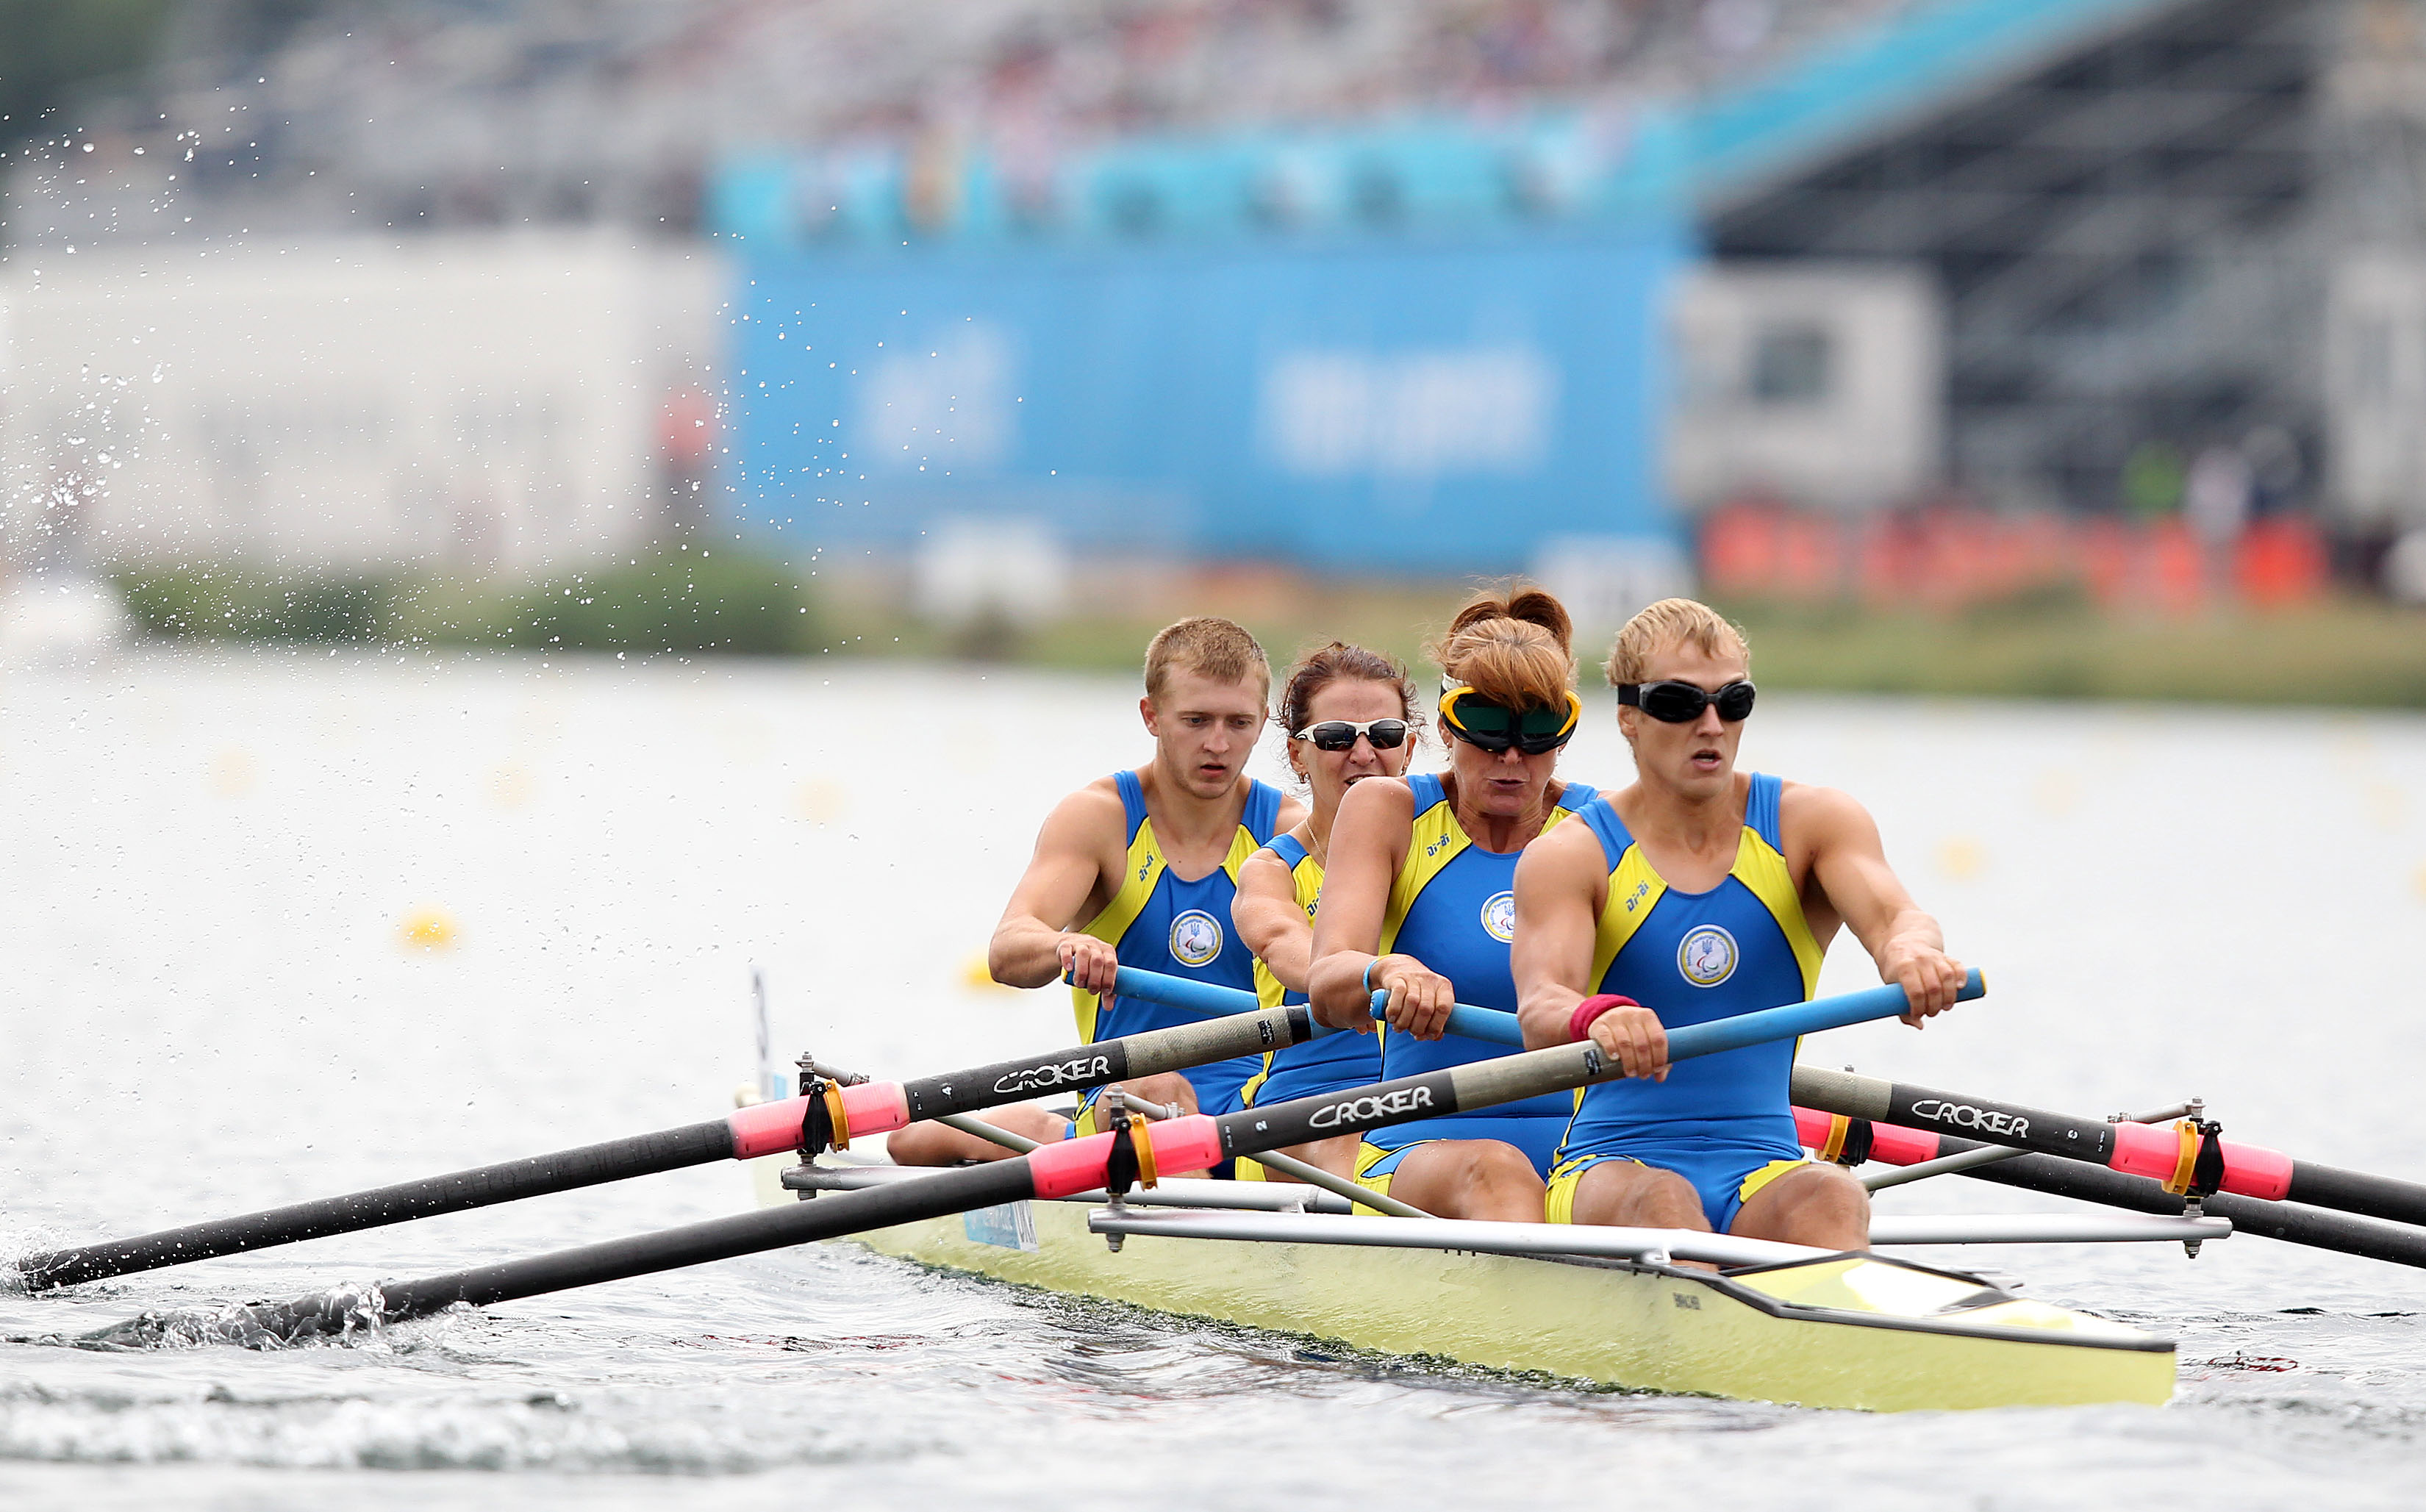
[883,1121,970,1167]
[1573,1164,1709,1230]
[1733,1163,1869,1245]
[884,1104,1068,1167]
[1444,1142,1546,1223]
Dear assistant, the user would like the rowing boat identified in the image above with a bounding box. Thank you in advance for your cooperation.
[760,1154,2187,1413]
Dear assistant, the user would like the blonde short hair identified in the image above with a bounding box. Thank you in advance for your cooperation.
[1425,586,1575,709]
[1603,598,1750,687]
[1144,615,1271,701]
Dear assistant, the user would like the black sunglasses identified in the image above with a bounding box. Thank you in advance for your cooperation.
[1294,718,1411,752]
[1617,680,1757,724]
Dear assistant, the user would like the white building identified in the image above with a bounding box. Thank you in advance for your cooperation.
[0,234,727,576]
[1666,261,1944,517]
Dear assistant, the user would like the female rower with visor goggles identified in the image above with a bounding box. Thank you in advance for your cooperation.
[1231,642,1423,1180]
[1305,587,1600,1223]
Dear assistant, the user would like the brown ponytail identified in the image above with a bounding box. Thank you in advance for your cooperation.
[1425,585,1576,709]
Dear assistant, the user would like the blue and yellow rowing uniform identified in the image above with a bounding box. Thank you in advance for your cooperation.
[1069,770,1285,1131]
[1237,834,1381,1113]
[1545,773,1821,1232]
[1356,773,1599,1193]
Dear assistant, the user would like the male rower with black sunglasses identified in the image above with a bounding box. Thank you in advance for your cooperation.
[1512,598,1965,1250]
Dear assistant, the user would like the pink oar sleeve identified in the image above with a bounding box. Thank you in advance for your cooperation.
[1026,1115,1225,1199]
[1793,1106,1943,1166]
[725,1083,914,1161]
[2108,1121,2294,1200]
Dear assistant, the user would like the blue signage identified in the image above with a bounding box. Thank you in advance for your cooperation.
[725,222,1689,572]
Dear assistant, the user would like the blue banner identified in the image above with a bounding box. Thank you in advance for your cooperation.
[724,223,1689,573]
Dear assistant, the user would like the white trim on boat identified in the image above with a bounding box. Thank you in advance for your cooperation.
[787,1163,2232,1248]
[1868,1213,2229,1245]
[1089,1207,1818,1268]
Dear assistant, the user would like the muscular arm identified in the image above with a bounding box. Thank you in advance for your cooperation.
[1308,778,1430,1032]
[1511,823,1609,1047]
[1234,845,1312,997]
[1789,784,1966,1023]
[988,784,1126,992]
[1514,823,1669,1078]
[1309,780,1467,1039]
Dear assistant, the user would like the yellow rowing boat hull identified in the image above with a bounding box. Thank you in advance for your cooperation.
[838,1193,2175,1412]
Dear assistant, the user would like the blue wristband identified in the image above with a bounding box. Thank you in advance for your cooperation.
[1363,957,1381,992]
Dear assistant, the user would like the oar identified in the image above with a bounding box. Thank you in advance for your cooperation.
[801,1056,1434,1219]
[16,998,1313,1292]
[82,973,1961,1347]
[1109,964,1523,1043]
[1822,1119,2426,1270]
[1854,1099,2201,1192]
[1113,964,1987,1048]
[1792,1067,2426,1229]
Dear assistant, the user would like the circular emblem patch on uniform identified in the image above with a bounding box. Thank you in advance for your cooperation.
[1170,909,1224,968]
[1481,890,1517,943]
[1678,924,1739,987]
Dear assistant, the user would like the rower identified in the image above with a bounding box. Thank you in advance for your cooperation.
[890,617,1302,1169]
[1307,588,1597,1221]
[1512,598,1967,1249]
[1231,641,1423,1180]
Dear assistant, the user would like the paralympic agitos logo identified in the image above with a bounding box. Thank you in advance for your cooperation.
[992,1054,1113,1094]
[1307,1086,1434,1131]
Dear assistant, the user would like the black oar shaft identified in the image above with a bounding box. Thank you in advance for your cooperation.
[895,1005,1307,1120]
[83,983,1914,1347]
[20,1121,740,1291]
[201,1163,1036,1343]
[1931,1133,2426,1270]
[22,1003,1312,1293]
[1794,1067,2426,1229]
[2283,1163,2426,1230]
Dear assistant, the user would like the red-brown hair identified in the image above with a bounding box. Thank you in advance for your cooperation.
[1426,586,1575,709]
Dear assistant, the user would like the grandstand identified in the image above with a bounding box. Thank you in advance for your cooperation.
[12,1,1917,247]
[8,0,2423,587]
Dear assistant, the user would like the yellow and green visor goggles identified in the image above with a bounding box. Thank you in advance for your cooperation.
[1436,684,1582,756]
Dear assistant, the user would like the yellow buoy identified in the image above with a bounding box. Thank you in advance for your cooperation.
[209,748,256,798]
[962,951,1014,992]
[1936,836,1986,881]
[795,778,845,823]
[490,762,534,808]
[399,906,459,950]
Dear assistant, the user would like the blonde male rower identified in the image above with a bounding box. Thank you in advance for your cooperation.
[889,617,1303,1167]
[1512,599,1965,1248]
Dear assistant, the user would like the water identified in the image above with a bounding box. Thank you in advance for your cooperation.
[4,648,2425,1509]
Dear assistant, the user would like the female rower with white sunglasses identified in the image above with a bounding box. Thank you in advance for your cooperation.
[1230,641,1423,1180]
[1304,587,1597,1222]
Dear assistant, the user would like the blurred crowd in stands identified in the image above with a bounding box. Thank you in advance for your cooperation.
[45,0,1911,240]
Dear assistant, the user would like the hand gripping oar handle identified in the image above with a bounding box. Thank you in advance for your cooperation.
[19,998,1312,1291]
[1358,968,1985,1048]
[1792,1064,2426,1229]
[1117,965,1984,1050]
[93,972,1957,1347]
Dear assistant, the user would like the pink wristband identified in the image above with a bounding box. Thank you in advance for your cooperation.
[1567,994,1639,1044]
